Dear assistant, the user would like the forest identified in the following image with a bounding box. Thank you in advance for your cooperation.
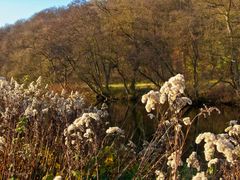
[1,0,240,101]
[0,0,240,179]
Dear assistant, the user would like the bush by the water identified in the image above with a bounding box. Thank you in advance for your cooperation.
[0,75,239,179]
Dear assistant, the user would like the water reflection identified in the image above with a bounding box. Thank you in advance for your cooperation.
[108,101,239,148]
[108,100,156,147]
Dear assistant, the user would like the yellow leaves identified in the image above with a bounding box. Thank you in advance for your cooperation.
[104,154,114,166]
[55,163,61,170]
[207,166,214,175]
[100,146,115,167]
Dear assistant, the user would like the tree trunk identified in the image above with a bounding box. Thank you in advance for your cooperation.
[191,39,199,98]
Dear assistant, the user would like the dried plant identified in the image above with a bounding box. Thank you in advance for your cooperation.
[0,77,85,178]
[137,74,239,179]
[187,120,240,179]
[0,77,136,179]
[0,74,239,179]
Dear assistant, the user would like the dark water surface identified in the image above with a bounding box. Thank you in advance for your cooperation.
[107,100,239,148]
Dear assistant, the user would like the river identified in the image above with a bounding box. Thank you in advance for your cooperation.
[107,100,239,150]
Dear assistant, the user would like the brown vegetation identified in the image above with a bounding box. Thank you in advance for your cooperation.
[1,0,240,100]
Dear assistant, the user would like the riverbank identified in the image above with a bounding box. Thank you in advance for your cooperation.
[49,81,240,107]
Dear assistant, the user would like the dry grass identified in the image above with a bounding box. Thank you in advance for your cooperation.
[0,75,239,179]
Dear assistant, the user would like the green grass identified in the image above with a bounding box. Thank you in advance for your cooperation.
[109,82,156,89]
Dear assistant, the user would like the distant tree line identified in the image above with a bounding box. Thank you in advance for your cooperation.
[0,0,240,99]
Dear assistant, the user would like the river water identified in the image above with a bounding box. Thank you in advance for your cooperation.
[107,100,239,148]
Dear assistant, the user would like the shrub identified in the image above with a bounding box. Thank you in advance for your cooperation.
[0,74,239,179]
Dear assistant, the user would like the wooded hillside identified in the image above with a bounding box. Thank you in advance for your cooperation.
[1,0,240,99]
